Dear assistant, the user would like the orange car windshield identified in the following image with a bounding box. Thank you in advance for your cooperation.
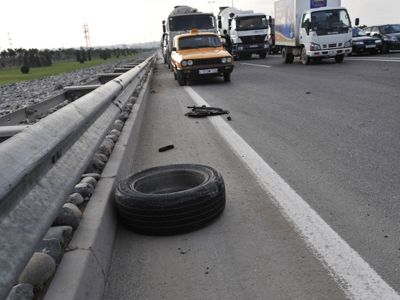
[179,36,222,50]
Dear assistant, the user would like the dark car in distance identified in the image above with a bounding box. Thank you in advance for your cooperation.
[351,27,382,54]
[364,24,400,53]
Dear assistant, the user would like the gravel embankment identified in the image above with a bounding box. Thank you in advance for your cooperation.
[0,59,137,117]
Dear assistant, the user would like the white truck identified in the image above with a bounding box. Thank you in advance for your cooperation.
[274,0,357,64]
[161,6,217,66]
[217,7,269,59]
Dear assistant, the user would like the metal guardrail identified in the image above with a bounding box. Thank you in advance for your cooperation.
[0,54,156,299]
[0,93,67,126]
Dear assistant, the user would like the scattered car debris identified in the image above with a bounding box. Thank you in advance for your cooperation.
[185,105,230,118]
[159,144,175,152]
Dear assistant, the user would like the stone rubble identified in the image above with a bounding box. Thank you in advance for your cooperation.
[0,59,135,117]
[5,283,34,300]
[18,253,56,290]
[34,238,64,265]
[53,203,82,230]
[44,226,73,248]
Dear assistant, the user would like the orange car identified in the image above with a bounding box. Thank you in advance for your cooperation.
[170,30,234,86]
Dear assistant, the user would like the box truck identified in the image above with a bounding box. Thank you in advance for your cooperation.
[274,0,357,64]
[217,7,269,59]
[161,6,217,66]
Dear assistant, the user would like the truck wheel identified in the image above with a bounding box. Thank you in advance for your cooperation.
[382,43,389,54]
[223,73,231,82]
[301,48,310,65]
[335,55,345,63]
[114,164,226,235]
[282,48,294,64]
[259,52,267,59]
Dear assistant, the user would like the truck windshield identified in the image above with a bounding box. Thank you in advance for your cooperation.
[236,16,268,31]
[178,35,222,50]
[169,15,215,31]
[311,9,350,36]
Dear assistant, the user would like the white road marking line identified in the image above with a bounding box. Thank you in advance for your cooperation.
[184,86,400,300]
[347,58,400,63]
[240,62,272,68]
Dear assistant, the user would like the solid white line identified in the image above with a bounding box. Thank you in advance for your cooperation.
[347,58,400,63]
[240,62,272,68]
[184,86,400,300]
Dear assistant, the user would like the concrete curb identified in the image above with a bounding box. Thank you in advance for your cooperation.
[44,62,155,300]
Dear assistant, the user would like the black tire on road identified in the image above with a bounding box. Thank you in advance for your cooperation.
[259,52,267,59]
[223,73,231,82]
[382,43,389,54]
[282,47,294,64]
[335,54,345,63]
[177,73,187,86]
[115,164,226,235]
[301,47,310,65]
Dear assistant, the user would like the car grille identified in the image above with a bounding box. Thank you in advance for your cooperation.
[364,39,375,45]
[323,43,344,49]
[192,58,222,66]
[240,35,267,44]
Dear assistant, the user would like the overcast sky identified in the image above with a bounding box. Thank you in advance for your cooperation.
[0,0,399,50]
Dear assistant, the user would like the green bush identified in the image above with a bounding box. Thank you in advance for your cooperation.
[20,65,30,74]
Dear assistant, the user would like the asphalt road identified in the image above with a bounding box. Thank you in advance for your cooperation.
[104,52,400,299]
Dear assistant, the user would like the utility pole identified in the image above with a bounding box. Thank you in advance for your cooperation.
[83,24,92,61]
[7,32,13,48]
[208,0,215,12]
[83,24,91,49]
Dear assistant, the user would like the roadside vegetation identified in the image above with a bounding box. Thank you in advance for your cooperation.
[0,48,146,85]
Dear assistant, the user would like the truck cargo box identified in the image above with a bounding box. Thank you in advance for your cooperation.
[274,0,341,46]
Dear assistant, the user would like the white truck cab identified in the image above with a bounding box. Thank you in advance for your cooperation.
[162,6,217,67]
[218,7,269,59]
[275,0,356,64]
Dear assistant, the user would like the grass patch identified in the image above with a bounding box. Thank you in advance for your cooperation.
[0,55,137,85]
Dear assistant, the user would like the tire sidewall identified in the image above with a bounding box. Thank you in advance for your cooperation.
[116,164,224,210]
